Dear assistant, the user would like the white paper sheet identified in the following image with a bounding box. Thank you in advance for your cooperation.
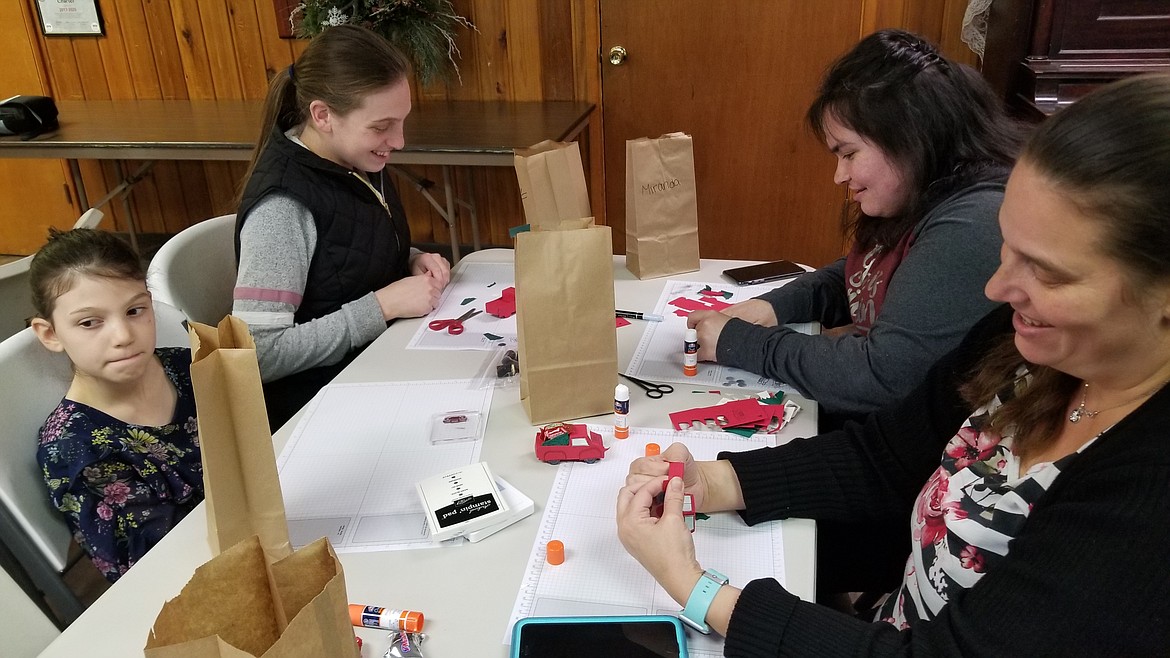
[505,426,785,656]
[625,280,815,394]
[407,262,518,351]
[275,380,492,552]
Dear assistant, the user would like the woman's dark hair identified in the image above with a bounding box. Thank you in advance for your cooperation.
[30,228,145,320]
[963,73,1170,455]
[236,24,412,204]
[808,29,1025,251]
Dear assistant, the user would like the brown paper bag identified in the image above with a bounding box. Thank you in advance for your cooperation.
[514,139,592,229]
[144,536,357,658]
[189,316,291,562]
[515,219,618,424]
[625,132,701,279]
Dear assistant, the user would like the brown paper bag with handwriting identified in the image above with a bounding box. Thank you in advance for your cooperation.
[515,219,618,424]
[189,316,291,562]
[515,139,592,229]
[625,132,701,279]
[144,536,357,658]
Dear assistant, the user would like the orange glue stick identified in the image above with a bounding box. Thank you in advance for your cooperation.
[349,604,424,633]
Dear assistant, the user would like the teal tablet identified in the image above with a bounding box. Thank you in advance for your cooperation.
[511,615,688,657]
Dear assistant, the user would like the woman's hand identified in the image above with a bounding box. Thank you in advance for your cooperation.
[409,251,451,288]
[374,274,444,321]
[625,443,745,514]
[685,311,731,362]
[616,475,705,606]
[723,299,778,327]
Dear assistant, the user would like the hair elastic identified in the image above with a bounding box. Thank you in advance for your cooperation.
[287,63,296,84]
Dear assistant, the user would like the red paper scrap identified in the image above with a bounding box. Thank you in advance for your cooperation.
[486,287,517,318]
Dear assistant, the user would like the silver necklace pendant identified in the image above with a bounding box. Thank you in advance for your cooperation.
[1068,406,1084,423]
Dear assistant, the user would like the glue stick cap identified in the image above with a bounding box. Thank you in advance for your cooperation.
[645,442,661,457]
[685,328,698,342]
[615,384,630,401]
[547,539,565,565]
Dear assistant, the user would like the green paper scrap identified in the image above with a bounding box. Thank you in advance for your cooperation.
[701,284,734,299]
[508,224,531,238]
[695,513,711,521]
[460,297,476,305]
[484,332,503,341]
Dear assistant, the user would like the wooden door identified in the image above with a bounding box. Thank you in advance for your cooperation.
[0,2,78,255]
[600,0,862,266]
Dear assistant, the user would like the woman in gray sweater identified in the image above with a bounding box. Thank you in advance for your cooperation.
[690,30,1024,419]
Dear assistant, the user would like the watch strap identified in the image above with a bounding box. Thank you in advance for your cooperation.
[679,568,728,634]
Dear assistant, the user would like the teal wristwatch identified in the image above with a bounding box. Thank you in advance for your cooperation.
[679,568,729,634]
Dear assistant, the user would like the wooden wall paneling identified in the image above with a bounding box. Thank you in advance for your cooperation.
[226,0,274,98]
[939,0,981,68]
[0,1,78,254]
[170,0,218,99]
[142,0,189,100]
[95,2,136,99]
[119,0,165,98]
[503,0,543,100]
[252,0,298,83]
[570,0,604,225]
[537,2,574,100]
[468,1,516,99]
[199,1,246,99]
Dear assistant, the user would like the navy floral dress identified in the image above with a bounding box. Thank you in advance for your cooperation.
[37,347,202,583]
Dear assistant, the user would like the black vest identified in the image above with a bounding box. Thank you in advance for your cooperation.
[236,127,412,324]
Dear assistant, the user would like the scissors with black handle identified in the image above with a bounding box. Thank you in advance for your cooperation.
[620,373,675,399]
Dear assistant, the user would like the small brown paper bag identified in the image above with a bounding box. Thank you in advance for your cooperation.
[144,536,357,658]
[514,139,592,229]
[515,219,618,424]
[625,132,701,279]
[189,316,291,562]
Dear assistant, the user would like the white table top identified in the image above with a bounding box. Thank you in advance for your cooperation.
[39,250,817,658]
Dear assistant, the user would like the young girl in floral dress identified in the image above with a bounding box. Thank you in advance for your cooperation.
[30,229,202,583]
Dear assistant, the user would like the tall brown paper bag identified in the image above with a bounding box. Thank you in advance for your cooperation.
[514,139,592,229]
[189,316,291,562]
[515,219,618,424]
[626,132,701,279]
[144,536,358,658]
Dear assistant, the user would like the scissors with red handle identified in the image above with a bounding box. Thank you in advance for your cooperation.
[428,308,482,335]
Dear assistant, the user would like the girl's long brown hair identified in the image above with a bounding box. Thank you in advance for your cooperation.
[235,24,411,205]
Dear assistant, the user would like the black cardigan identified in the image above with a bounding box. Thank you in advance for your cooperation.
[718,305,1170,656]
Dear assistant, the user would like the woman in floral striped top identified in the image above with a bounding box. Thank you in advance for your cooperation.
[617,74,1170,654]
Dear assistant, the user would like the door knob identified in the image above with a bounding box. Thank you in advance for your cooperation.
[608,45,628,66]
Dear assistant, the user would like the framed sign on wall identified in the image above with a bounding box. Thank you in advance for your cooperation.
[35,0,104,36]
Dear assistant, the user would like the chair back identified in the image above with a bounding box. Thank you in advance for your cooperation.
[0,209,104,341]
[147,214,237,326]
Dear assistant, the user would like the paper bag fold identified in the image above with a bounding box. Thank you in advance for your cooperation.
[189,316,291,562]
[145,537,356,658]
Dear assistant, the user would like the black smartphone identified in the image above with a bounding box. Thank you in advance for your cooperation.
[722,259,806,286]
[511,615,688,657]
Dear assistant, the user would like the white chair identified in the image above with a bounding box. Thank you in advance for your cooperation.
[147,214,237,326]
[0,564,60,656]
[0,300,189,626]
[0,208,104,341]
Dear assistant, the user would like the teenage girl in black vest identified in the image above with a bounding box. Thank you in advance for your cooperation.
[234,25,451,430]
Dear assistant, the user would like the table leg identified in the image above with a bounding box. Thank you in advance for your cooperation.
[442,165,461,263]
[68,159,88,210]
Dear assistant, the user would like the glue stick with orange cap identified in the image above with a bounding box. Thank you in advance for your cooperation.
[645,442,661,457]
[349,604,424,633]
[683,328,699,377]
